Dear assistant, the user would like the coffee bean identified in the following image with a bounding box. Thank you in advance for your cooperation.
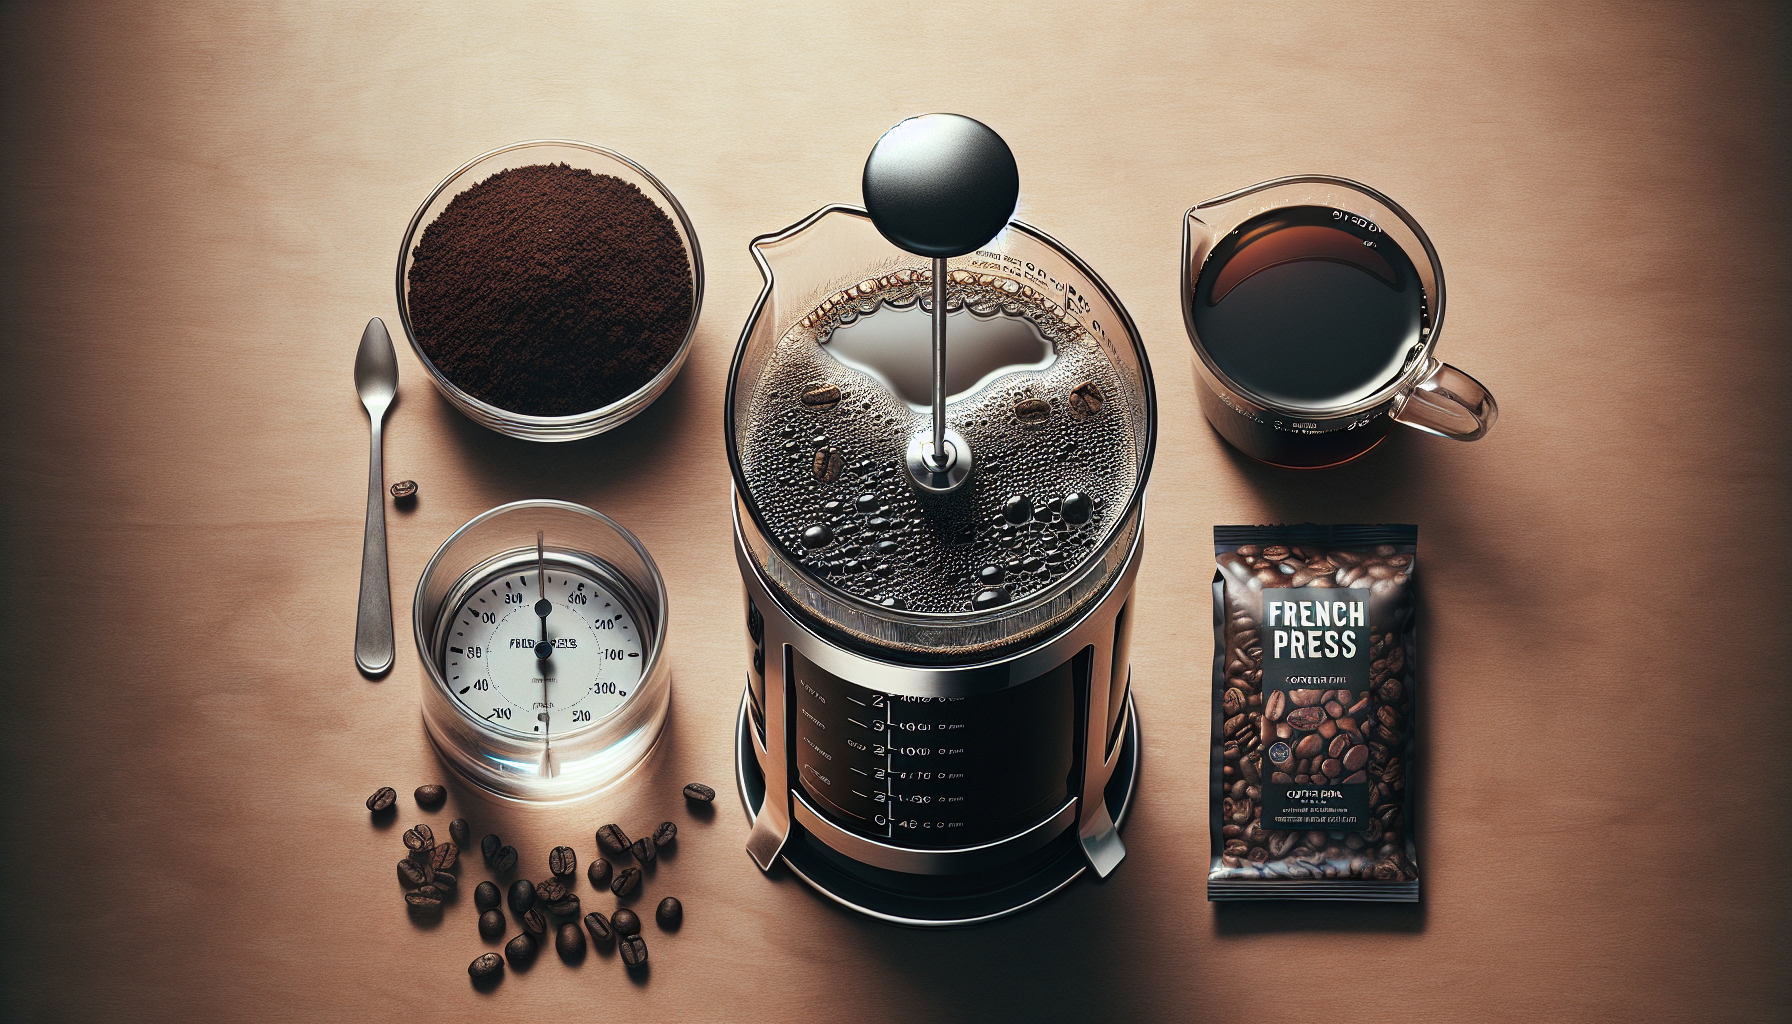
[468,951,504,979]
[812,447,845,483]
[481,834,502,863]
[556,921,587,961]
[587,858,613,890]
[402,823,434,851]
[655,897,682,929]
[428,842,458,872]
[595,824,632,855]
[619,934,648,968]
[507,879,535,914]
[1328,735,1350,759]
[491,845,518,874]
[522,907,547,937]
[479,909,506,940]
[683,782,716,803]
[801,382,842,408]
[610,908,640,936]
[583,911,615,948]
[629,837,657,864]
[535,878,569,904]
[1286,707,1326,731]
[1289,688,1324,708]
[547,895,580,918]
[1013,397,1051,425]
[404,885,444,909]
[391,480,418,501]
[1294,734,1324,759]
[1343,744,1369,771]
[430,870,457,892]
[1265,690,1287,721]
[548,846,577,877]
[366,787,397,813]
[449,819,469,848]
[414,785,446,809]
[653,821,678,848]
[1321,758,1342,777]
[397,859,429,888]
[474,880,500,912]
[1068,380,1104,418]
[611,865,641,897]
[504,932,537,967]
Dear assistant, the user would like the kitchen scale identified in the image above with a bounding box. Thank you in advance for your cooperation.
[413,500,671,801]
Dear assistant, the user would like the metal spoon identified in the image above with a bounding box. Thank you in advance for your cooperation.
[354,317,397,677]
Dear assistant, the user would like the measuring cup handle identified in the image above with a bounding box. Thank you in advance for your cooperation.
[1392,358,1498,441]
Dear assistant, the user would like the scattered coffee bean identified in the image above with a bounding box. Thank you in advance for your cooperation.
[1068,380,1104,418]
[468,951,503,979]
[629,836,657,864]
[414,785,446,809]
[479,909,506,940]
[610,865,641,897]
[583,911,615,948]
[595,824,632,854]
[682,782,715,803]
[812,447,845,483]
[449,819,469,848]
[610,908,640,936]
[618,933,648,968]
[522,907,547,937]
[366,787,397,813]
[547,894,580,918]
[587,858,613,890]
[391,480,418,501]
[534,878,569,905]
[507,879,535,914]
[504,932,537,967]
[429,870,457,892]
[402,823,435,851]
[480,834,502,863]
[397,859,430,888]
[404,885,444,909]
[474,881,501,912]
[556,921,587,961]
[1013,397,1051,425]
[801,382,842,408]
[653,821,677,848]
[655,897,682,929]
[548,846,577,877]
[491,845,518,874]
[428,842,458,872]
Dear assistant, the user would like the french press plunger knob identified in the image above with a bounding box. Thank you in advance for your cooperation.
[862,113,1020,494]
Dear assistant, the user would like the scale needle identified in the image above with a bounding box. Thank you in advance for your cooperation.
[535,531,553,779]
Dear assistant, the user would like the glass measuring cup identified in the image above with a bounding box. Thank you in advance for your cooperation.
[1181,176,1497,468]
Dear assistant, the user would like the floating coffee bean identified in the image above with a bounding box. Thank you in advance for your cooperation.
[548,846,577,877]
[397,859,429,888]
[491,845,518,874]
[595,824,632,854]
[391,480,418,501]
[655,897,682,929]
[652,821,678,848]
[812,447,845,484]
[1068,380,1104,418]
[468,951,503,979]
[534,878,569,905]
[522,907,547,937]
[404,885,444,909]
[428,842,458,872]
[618,934,648,968]
[366,787,397,813]
[414,785,446,809]
[468,882,499,914]
[1013,397,1051,425]
[507,879,535,914]
[682,781,715,803]
[504,932,537,967]
[583,911,615,948]
[629,836,656,864]
[587,858,613,890]
[479,909,506,940]
[449,819,469,848]
[610,908,640,936]
[402,824,434,851]
[556,921,587,961]
[611,865,641,897]
[480,834,502,863]
[801,382,842,408]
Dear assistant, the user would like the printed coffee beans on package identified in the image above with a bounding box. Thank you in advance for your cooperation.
[1207,525,1419,901]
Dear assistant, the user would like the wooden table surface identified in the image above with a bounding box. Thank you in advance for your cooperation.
[2,3,1787,1021]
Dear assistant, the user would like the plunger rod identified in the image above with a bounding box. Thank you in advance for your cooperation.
[931,257,948,464]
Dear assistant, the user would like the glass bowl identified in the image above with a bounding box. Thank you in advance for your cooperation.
[395,140,704,442]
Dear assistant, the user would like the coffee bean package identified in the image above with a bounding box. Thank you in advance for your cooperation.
[1207,524,1419,901]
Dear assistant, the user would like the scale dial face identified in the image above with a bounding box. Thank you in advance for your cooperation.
[440,564,646,739]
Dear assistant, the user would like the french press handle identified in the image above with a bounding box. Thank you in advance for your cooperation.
[1391,358,1498,441]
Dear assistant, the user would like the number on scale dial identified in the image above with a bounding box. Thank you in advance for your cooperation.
[442,568,644,737]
